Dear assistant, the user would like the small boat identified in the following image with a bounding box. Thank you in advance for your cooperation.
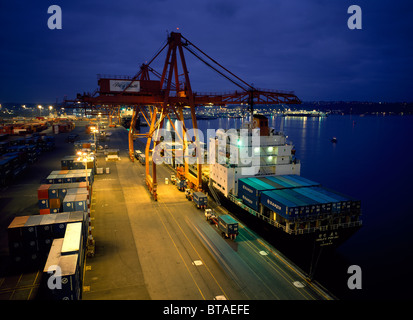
[331,137,337,143]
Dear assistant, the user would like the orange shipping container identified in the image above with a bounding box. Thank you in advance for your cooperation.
[49,198,61,209]
[39,209,50,215]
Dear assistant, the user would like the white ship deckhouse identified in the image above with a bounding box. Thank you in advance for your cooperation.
[209,115,301,197]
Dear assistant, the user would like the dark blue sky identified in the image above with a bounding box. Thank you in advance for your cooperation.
[0,0,412,104]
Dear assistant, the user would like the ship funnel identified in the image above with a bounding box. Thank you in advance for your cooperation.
[252,114,269,136]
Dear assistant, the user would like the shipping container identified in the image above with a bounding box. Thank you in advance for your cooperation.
[22,215,43,241]
[252,176,286,190]
[53,213,70,238]
[49,198,61,210]
[37,184,51,199]
[284,175,320,187]
[218,215,239,239]
[262,176,297,188]
[39,209,50,215]
[273,189,311,216]
[61,222,83,256]
[294,187,335,213]
[63,194,76,212]
[8,216,29,241]
[238,178,274,199]
[74,194,88,211]
[38,199,49,210]
[48,185,60,199]
[43,238,81,300]
[7,216,30,255]
[54,254,81,300]
[281,188,322,215]
[260,190,299,219]
[44,239,63,273]
[238,190,260,211]
[193,192,207,208]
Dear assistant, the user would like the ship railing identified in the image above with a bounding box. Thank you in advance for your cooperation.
[292,221,363,235]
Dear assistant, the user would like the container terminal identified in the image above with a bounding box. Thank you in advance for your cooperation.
[0,32,361,300]
[0,117,336,300]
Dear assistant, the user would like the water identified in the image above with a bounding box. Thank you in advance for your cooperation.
[277,115,413,300]
[143,114,413,300]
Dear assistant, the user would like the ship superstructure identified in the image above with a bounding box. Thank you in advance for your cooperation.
[209,114,301,198]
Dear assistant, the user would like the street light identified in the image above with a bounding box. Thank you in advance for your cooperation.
[89,126,98,150]
[38,105,43,116]
[76,151,93,188]
[76,150,95,251]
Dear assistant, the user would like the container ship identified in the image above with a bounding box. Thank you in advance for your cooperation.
[207,114,362,256]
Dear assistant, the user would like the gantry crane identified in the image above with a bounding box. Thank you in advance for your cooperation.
[65,32,301,201]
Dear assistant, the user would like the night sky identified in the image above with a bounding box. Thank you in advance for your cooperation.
[0,0,412,104]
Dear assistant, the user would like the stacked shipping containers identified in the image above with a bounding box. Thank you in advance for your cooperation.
[61,155,96,172]
[7,212,87,270]
[0,134,55,187]
[74,140,95,152]
[42,221,86,300]
[44,169,94,185]
[37,181,91,214]
[237,175,320,212]
[237,175,361,227]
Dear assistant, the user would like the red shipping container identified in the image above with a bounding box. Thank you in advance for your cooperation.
[39,209,50,215]
[37,184,51,199]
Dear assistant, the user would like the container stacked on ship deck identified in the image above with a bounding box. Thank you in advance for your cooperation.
[236,175,362,236]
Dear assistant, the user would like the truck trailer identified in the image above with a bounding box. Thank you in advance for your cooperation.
[193,192,207,209]
[205,210,238,241]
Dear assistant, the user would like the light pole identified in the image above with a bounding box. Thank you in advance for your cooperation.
[89,126,98,151]
[77,151,95,254]
[38,105,43,116]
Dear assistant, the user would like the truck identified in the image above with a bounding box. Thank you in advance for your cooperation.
[218,215,239,240]
[176,179,187,191]
[193,192,207,209]
[105,149,120,161]
[205,211,238,240]
[185,188,192,200]
[205,208,215,221]
[138,153,145,165]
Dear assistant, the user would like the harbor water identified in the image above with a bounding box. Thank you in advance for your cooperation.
[191,114,413,300]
